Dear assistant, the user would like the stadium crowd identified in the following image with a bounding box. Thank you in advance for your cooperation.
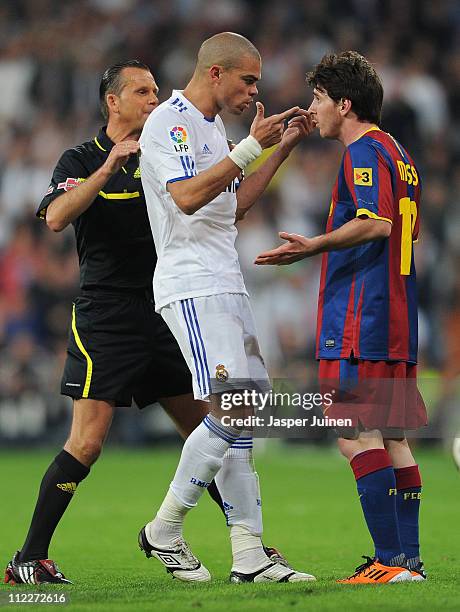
[0,0,459,442]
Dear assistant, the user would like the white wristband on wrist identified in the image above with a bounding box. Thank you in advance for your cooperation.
[228,135,262,169]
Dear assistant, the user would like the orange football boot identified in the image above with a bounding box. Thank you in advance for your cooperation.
[338,556,412,584]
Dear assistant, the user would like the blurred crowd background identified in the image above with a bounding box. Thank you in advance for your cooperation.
[0,0,459,445]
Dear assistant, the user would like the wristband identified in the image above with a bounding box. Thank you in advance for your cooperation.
[228,135,262,169]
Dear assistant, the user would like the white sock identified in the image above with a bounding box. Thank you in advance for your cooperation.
[215,435,263,536]
[230,525,269,573]
[149,414,240,547]
[214,433,268,572]
[146,489,187,547]
[169,414,240,507]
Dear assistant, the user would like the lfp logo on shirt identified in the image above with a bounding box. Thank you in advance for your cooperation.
[169,125,190,153]
[170,126,187,143]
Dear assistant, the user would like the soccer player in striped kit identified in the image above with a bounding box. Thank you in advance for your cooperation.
[256,51,427,584]
[139,32,317,582]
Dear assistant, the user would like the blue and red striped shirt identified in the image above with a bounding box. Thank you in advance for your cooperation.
[316,128,421,363]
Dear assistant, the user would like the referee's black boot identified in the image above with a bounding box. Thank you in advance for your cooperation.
[4,551,72,585]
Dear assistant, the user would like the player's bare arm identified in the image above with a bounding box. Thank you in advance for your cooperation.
[46,141,140,231]
[167,103,299,216]
[255,216,391,265]
[236,111,316,221]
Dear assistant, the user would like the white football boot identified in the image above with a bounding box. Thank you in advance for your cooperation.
[138,525,211,582]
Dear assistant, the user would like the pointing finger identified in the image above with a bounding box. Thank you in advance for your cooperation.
[295,109,313,117]
[274,106,300,121]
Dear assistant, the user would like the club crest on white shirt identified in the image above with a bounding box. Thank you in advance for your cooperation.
[215,364,229,382]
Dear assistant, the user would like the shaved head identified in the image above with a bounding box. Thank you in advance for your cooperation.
[195,32,260,73]
[184,32,261,117]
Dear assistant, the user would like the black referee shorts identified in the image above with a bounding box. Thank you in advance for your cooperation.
[61,289,192,407]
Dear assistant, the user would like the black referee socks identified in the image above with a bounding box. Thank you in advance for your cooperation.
[18,450,90,562]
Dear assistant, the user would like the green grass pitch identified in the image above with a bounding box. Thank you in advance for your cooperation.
[1,444,459,611]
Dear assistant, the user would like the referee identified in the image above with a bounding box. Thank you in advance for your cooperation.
[5,60,225,585]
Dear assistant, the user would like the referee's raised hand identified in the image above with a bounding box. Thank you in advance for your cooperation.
[250,102,300,149]
[104,140,140,175]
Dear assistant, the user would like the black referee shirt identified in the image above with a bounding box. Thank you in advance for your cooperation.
[37,127,156,291]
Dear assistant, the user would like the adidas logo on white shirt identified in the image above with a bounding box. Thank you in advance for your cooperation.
[202,144,212,154]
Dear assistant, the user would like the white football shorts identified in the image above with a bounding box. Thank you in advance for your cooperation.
[160,293,271,400]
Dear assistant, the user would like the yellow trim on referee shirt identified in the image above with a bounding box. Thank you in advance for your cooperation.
[98,190,140,199]
[71,304,93,398]
[94,137,127,173]
[356,208,392,224]
[79,177,139,199]
[94,137,107,152]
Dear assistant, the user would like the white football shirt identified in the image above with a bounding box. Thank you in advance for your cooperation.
[140,90,248,311]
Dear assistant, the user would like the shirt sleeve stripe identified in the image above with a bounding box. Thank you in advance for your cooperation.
[166,176,193,184]
[180,155,188,176]
[356,208,392,224]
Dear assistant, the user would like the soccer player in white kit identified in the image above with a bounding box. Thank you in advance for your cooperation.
[139,32,316,582]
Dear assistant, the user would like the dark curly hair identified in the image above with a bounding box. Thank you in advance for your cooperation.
[306,51,383,125]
